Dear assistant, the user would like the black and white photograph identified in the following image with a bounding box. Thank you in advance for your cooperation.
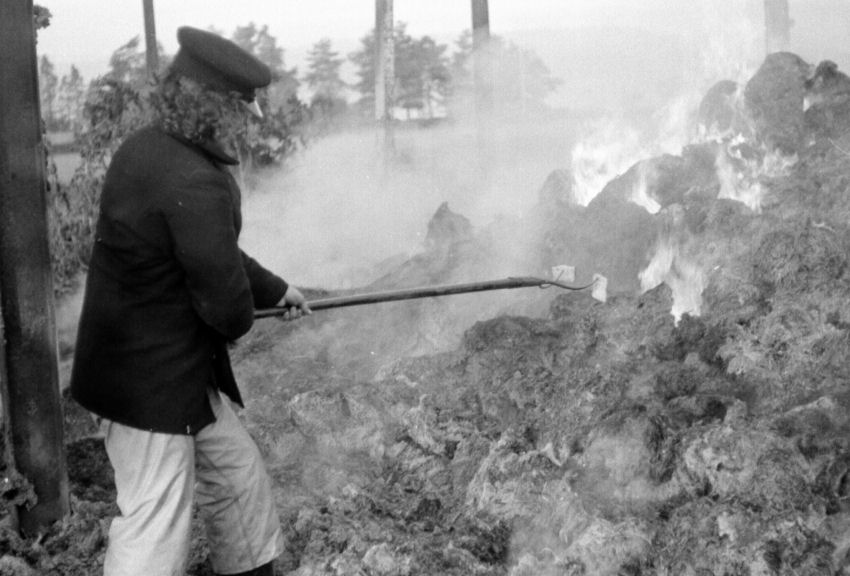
[2,1,850,574]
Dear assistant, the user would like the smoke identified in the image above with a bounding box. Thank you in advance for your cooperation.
[555,0,785,324]
[240,116,579,291]
[694,1,763,84]
[568,0,766,207]
[54,113,578,371]
[55,0,775,375]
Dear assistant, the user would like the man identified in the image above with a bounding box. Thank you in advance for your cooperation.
[70,26,309,576]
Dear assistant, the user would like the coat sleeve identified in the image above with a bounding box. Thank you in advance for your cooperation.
[241,251,289,309]
[164,168,255,340]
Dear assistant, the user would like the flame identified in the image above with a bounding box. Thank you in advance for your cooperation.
[629,162,661,214]
[655,94,700,153]
[571,121,644,206]
[695,2,761,84]
[715,143,763,212]
[570,98,693,211]
[639,238,705,322]
[715,137,797,212]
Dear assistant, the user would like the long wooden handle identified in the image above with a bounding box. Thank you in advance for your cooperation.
[254,276,594,319]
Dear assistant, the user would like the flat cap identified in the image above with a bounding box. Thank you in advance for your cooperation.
[170,26,272,100]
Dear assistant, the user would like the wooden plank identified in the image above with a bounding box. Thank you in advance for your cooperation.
[471,0,492,113]
[142,0,159,80]
[0,0,70,535]
[375,0,395,156]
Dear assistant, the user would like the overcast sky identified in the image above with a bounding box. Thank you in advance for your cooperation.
[35,0,850,111]
[38,0,665,55]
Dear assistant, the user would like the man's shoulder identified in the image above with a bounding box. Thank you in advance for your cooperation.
[104,128,232,203]
[116,126,219,172]
[118,123,241,169]
[121,126,195,155]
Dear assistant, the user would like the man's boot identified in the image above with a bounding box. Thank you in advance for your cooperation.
[220,561,274,576]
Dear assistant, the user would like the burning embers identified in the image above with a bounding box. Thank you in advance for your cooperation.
[639,234,705,323]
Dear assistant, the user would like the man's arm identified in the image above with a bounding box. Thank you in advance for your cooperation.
[166,169,255,339]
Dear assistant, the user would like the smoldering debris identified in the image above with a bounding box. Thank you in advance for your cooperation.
[234,52,850,575]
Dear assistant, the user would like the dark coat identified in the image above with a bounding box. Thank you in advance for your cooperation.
[70,126,288,435]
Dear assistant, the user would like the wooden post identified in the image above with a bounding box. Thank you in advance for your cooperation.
[0,0,70,535]
[471,0,492,115]
[764,0,792,54]
[142,0,159,81]
[375,0,395,157]
[471,0,492,178]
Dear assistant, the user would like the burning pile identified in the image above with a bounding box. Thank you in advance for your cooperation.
[225,52,850,575]
[11,51,850,575]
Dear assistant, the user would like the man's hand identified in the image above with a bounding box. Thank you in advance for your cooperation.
[276,286,312,320]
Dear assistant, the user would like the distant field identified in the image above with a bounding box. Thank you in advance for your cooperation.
[47,132,82,184]
[52,152,81,184]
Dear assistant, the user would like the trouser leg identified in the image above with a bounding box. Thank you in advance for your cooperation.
[195,391,283,575]
[102,420,195,576]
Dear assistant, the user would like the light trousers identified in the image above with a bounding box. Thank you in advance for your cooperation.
[101,390,283,576]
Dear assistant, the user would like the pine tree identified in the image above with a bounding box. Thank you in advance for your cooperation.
[349,23,450,120]
[231,23,299,113]
[305,38,346,101]
[107,36,148,87]
[392,31,451,119]
[226,24,307,176]
[304,38,348,130]
[56,65,86,133]
[38,55,59,130]
[349,30,377,115]
[446,32,560,118]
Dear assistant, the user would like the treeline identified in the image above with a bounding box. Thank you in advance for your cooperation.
[40,22,561,137]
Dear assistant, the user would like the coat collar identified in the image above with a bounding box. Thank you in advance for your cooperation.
[197,140,240,166]
[162,129,240,166]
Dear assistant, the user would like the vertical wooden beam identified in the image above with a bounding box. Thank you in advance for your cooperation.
[471,0,492,115]
[764,0,792,54]
[0,0,70,535]
[375,0,395,156]
[471,0,493,178]
[142,0,159,81]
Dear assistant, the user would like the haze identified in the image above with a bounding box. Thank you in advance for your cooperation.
[37,0,850,110]
[37,0,850,290]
